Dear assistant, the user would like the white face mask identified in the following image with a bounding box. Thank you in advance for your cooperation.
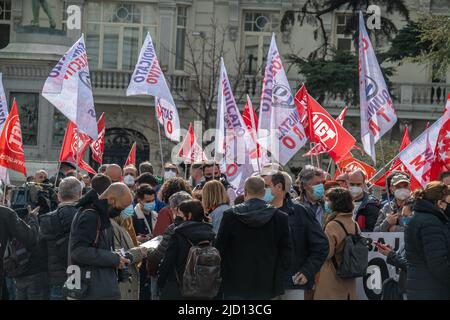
[394,188,410,201]
[123,174,135,186]
[164,170,177,180]
[349,186,363,198]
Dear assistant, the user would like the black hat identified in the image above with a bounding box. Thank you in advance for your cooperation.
[60,161,77,170]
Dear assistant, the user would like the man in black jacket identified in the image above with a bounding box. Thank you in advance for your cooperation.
[49,162,76,187]
[216,176,292,299]
[0,206,39,298]
[263,172,328,300]
[69,182,131,300]
[40,177,82,300]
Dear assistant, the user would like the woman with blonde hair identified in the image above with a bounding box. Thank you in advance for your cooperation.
[202,180,230,234]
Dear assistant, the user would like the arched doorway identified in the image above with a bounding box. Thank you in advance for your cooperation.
[100,128,150,167]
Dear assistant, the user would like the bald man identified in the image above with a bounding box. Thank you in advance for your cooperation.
[216,176,292,299]
[69,182,131,300]
[105,164,123,183]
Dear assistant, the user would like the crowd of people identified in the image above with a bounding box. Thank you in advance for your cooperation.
[1,160,450,300]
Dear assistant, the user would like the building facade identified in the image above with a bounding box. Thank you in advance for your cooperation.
[0,0,448,182]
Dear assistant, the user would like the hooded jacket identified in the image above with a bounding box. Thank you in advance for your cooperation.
[69,189,121,300]
[354,191,380,232]
[157,220,215,299]
[215,198,292,299]
[405,199,450,300]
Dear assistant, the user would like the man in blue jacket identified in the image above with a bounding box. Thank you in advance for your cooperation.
[263,171,328,300]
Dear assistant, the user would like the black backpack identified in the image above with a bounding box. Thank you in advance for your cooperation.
[331,220,369,278]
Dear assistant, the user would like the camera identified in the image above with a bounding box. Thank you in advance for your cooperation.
[10,182,58,218]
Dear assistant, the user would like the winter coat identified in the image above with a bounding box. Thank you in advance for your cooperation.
[215,198,292,299]
[209,204,230,235]
[69,189,121,300]
[152,207,174,238]
[314,213,359,300]
[39,203,78,287]
[157,221,215,299]
[281,196,328,290]
[354,192,380,232]
[374,200,406,232]
[0,206,39,297]
[405,199,450,300]
[110,218,143,300]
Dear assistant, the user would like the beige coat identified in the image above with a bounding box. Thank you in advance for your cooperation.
[314,213,358,300]
[110,219,144,300]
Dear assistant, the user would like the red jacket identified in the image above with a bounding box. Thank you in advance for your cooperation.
[152,207,174,238]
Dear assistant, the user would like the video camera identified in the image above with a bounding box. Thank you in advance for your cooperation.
[10,182,58,218]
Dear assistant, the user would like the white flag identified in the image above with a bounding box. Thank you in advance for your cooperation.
[127,33,175,106]
[257,34,307,165]
[42,35,98,140]
[0,73,9,134]
[359,11,397,163]
[215,58,256,191]
[398,118,442,187]
[156,97,181,142]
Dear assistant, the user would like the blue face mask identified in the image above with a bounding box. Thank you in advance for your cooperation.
[144,202,156,212]
[324,202,333,214]
[264,188,274,203]
[121,204,135,219]
[312,183,325,200]
[401,216,410,226]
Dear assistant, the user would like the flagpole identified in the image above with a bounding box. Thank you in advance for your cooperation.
[54,161,61,188]
[247,96,261,173]
[155,107,165,177]
[367,156,396,184]
[75,127,79,178]
[2,170,7,205]
[379,138,392,201]
[309,142,314,165]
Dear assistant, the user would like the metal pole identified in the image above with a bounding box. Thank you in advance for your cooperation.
[75,127,79,178]
[2,170,8,205]
[379,138,392,201]
[309,142,314,165]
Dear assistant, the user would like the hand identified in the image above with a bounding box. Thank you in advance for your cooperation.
[137,235,150,243]
[386,213,399,225]
[118,256,130,269]
[140,247,148,258]
[378,244,392,257]
[294,273,308,285]
[27,205,40,217]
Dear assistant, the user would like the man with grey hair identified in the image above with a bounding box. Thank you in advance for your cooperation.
[146,190,193,300]
[39,177,83,299]
[296,165,326,227]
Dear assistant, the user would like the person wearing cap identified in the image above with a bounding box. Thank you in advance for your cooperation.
[188,162,204,188]
[49,162,77,187]
[374,173,412,232]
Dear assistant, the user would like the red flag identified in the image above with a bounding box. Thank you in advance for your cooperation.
[90,112,105,165]
[295,87,356,162]
[178,123,207,163]
[0,99,27,177]
[241,95,261,158]
[337,156,376,180]
[59,121,96,174]
[336,106,348,126]
[430,94,450,180]
[125,142,136,167]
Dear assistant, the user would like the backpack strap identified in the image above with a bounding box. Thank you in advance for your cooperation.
[331,219,349,271]
[332,219,349,236]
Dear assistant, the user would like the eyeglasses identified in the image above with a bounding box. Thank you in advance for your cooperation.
[164,168,177,172]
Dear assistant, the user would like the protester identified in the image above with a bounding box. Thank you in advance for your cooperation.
[139,161,154,175]
[348,169,380,232]
[264,172,328,300]
[381,171,406,207]
[49,162,77,187]
[202,180,230,234]
[81,174,92,189]
[158,200,215,299]
[378,241,408,300]
[39,177,82,300]
[98,164,109,174]
[26,176,35,183]
[135,173,165,212]
[234,194,245,205]
[133,184,157,241]
[314,187,358,300]
[405,181,450,300]
[69,183,131,300]
[111,212,148,300]
[0,206,39,298]
[105,164,123,183]
[374,173,411,232]
[195,161,236,205]
[152,177,193,237]
[335,173,348,189]
[123,165,138,190]
[188,162,203,188]
[216,176,291,299]
[296,165,326,228]
[34,170,48,184]
[439,171,450,186]
[147,191,192,300]
[163,163,179,180]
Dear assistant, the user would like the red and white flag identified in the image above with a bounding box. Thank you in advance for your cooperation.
[430,94,450,180]
[59,121,96,174]
[178,123,208,163]
[90,112,105,165]
[242,95,263,161]
[124,142,137,167]
[336,155,376,180]
[0,99,27,177]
